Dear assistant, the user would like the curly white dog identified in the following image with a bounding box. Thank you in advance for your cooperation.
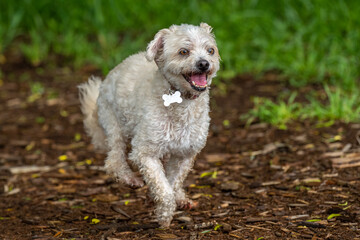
[78,23,220,227]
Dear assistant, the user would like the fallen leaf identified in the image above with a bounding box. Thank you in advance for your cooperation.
[58,155,68,161]
[200,171,217,179]
[94,194,119,202]
[214,224,222,230]
[74,133,82,141]
[156,233,178,239]
[25,141,36,151]
[53,231,62,237]
[60,110,69,117]
[91,218,100,224]
[327,213,341,220]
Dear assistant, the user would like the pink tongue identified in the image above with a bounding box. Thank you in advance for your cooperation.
[190,74,207,86]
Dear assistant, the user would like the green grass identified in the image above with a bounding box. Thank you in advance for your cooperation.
[246,86,360,128]
[303,86,360,123]
[1,0,360,125]
[244,93,302,130]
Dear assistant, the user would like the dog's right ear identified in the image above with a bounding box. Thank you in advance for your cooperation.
[200,22,213,34]
[145,29,170,62]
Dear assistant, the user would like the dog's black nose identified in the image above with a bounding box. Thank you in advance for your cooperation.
[196,60,210,72]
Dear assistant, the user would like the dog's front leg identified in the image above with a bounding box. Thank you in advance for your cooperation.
[132,152,176,227]
[165,155,196,210]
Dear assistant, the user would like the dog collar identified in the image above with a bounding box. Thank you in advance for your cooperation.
[169,85,200,100]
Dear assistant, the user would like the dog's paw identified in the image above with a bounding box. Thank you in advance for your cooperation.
[158,217,172,228]
[176,198,198,210]
[122,176,144,188]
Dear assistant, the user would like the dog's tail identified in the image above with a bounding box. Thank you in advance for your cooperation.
[78,76,107,151]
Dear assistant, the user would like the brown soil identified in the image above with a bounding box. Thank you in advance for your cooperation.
[0,59,359,240]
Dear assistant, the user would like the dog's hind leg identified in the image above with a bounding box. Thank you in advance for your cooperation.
[97,98,144,188]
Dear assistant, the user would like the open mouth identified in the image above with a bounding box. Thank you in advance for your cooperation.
[182,73,208,92]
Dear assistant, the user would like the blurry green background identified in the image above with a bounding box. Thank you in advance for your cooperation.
[1,0,360,126]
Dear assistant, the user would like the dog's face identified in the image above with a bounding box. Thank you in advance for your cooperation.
[146,23,220,95]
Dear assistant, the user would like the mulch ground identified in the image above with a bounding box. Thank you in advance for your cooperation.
[0,59,359,240]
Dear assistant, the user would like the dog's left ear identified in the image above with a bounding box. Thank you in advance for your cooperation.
[200,22,213,34]
[146,29,170,62]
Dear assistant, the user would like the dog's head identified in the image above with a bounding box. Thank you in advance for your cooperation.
[145,23,220,95]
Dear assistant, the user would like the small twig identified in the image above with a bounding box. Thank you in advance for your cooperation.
[244,224,271,231]
[110,205,131,219]
[229,233,242,239]
[96,223,160,232]
[297,221,326,229]
[245,217,279,223]
[286,214,309,220]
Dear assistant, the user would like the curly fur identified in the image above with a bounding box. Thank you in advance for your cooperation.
[78,23,220,227]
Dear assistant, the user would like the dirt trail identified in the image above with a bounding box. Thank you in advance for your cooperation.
[0,62,359,239]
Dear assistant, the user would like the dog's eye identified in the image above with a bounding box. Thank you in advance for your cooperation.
[179,49,189,56]
[207,48,215,55]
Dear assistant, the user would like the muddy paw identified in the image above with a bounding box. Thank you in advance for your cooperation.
[176,198,197,210]
[123,176,144,188]
[158,219,171,228]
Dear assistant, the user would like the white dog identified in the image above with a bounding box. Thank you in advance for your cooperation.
[78,23,220,227]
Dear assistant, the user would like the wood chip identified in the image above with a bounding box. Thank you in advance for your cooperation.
[261,181,281,186]
[8,162,67,174]
[176,216,192,223]
[229,233,242,239]
[297,221,326,228]
[94,194,119,202]
[322,151,344,158]
[111,205,131,219]
[220,181,240,191]
[332,153,360,168]
[156,233,178,239]
[288,203,308,207]
[9,165,52,174]
[245,217,278,223]
[205,153,233,163]
[323,173,338,178]
[0,153,21,161]
[212,210,230,218]
[118,199,140,204]
[287,214,309,220]
[52,142,85,150]
[80,187,107,196]
[9,139,28,146]
[245,224,271,231]
[262,142,287,154]
[244,142,287,156]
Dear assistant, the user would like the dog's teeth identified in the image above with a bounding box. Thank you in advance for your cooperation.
[192,81,196,86]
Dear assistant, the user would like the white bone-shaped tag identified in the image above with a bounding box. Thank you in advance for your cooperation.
[162,91,183,107]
